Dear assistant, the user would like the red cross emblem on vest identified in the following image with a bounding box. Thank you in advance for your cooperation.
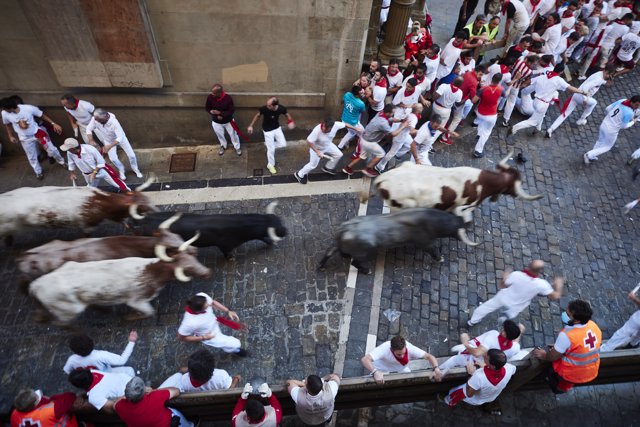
[584,330,598,350]
[20,418,42,427]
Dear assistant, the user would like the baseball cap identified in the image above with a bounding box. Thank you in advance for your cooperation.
[60,138,79,151]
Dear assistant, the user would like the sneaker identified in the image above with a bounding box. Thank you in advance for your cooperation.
[546,129,553,138]
[36,173,44,180]
[628,157,637,166]
[583,153,590,165]
[58,160,66,167]
[342,166,354,175]
[338,144,348,151]
[467,320,477,327]
[576,119,587,126]
[362,167,379,178]
[294,172,307,184]
[321,166,337,175]
[236,148,242,156]
[267,164,277,174]
[471,121,478,127]
[218,146,225,156]
[374,164,384,174]
[577,75,587,81]
[429,148,436,154]
[473,151,484,158]
[235,348,249,358]
[119,172,127,181]
[134,171,143,178]
[501,119,509,127]
[441,136,453,145]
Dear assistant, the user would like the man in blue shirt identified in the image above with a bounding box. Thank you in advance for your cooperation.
[337,86,366,151]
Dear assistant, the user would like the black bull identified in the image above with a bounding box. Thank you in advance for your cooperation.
[318,207,478,274]
[128,206,287,259]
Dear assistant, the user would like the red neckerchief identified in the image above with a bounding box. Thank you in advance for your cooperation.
[404,87,415,97]
[514,45,523,53]
[450,83,460,93]
[611,19,625,26]
[415,114,421,120]
[546,71,559,79]
[501,0,510,15]
[499,64,510,74]
[614,0,632,7]
[87,372,104,391]
[426,54,438,60]
[375,78,388,88]
[379,112,391,123]
[523,269,538,278]
[189,376,206,388]
[413,74,426,84]
[185,306,206,315]
[484,366,507,386]
[529,0,541,12]
[392,348,410,365]
[213,90,227,101]
[452,40,464,48]
[622,99,633,107]
[498,334,514,351]
[388,69,400,77]
[562,10,574,18]
[68,100,80,110]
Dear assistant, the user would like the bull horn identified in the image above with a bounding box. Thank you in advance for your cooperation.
[178,231,201,252]
[154,245,174,262]
[498,149,514,170]
[514,180,543,201]
[159,213,182,230]
[266,201,278,214]
[129,204,145,220]
[458,228,479,246]
[174,267,192,282]
[135,174,156,192]
[267,227,282,243]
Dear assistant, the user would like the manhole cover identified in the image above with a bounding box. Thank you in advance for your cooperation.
[253,168,263,177]
[169,153,197,173]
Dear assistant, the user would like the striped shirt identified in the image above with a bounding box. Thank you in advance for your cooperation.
[510,58,532,89]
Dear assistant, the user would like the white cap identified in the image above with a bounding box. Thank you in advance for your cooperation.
[60,138,79,151]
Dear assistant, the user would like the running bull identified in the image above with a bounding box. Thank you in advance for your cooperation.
[17,214,196,281]
[370,151,542,222]
[318,207,478,274]
[0,178,156,244]
[128,201,287,259]
[28,242,210,326]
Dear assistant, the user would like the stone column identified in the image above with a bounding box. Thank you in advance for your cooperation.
[378,0,415,60]
[364,0,382,59]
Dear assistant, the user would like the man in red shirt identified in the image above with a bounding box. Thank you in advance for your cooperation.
[205,84,242,156]
[473,73,504,158]
[10,388,83,427]
[114,376,194,427]
[444,64,486,143]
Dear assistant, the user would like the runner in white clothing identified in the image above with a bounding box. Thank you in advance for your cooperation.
[60,138,130,191]
[60,94,99,144]
[611,27,640,76]
[584,96,640,163]
[63,330,138,376]
[411,115,458,165]
[376,104,422,172]
[431,77,463,142]
[86,109,143,180]
[532,14,563,54]
[159,349,241,391]
[361,336,442,384]
[468,260,564,326]
[601,287,640,351]
[578,13,633,79]
[436,33,467,82]
[547,65,614,137]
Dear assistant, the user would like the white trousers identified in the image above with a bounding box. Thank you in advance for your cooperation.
[586,124,619,160]
[298,144,343,177]
[21,136,64,175]
[512,99,551,134]
[203,332,242,353]
[263,127,287,167]
[378,136,411,170]
[80,169,131,191]
[474,112,497,153]
[469,290,525,324]
[439,353,477,376]
[503,87,520,122]
[358,138,385,159]
[517,92,534,117]
[601,311,640,352]
[549,94,597,132]
[211,121,240,150]
[338,123,363,149]
[448,100,474,133]
[106,139,141,175]
[432,104,452,141]
[631,146,640,160]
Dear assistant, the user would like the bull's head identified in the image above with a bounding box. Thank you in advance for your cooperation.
[153,214,198,261]
[128,176,159,220]
[265,201,287,243]
[172,251,211,282]
[495,150,543,201]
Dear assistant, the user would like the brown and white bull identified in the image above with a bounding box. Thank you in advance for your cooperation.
[0,178,156,244]
[28,248,210,326]
[16,214,197,281]
[371,151,542,222]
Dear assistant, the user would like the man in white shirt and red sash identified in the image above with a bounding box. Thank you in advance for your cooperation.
[60,138,130,191]
[361,335,443,384]
[442,349,516,407]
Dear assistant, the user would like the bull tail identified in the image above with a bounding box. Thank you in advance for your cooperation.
[318,246,339,271]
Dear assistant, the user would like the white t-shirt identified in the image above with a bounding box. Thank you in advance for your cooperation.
[63,342,135,374]
[436,39,462,79]
[66,143,107,174]
[540,23,562,54]
[458,58,476,75]
[435,84,463,109]
[468,330,522,360]
[504,0,531,30]
[553,322,591,353]
[87,370,131,410]
[64,99,95,126]
[177,292,222,339]
[179,369,233,392]
[290,380,339,402]
[497,270,554,313]
[306,122,347,150]
[368,340,427,372]
[394,113,419,144]
[86,113,129,145]
[392,89,421,119]
[482,63,512,87]
[617,32,640,61]
[1,104,43,139]
[527,74,570,102]
[465,364,516,405]
[600,21,630,48]
[579,71,607,97]
[413,122,438,155]
[422,55,440,86]
[371,85,387,112]
[385,69,404,92]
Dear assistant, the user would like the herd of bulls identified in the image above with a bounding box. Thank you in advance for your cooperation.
[1,151,540,327]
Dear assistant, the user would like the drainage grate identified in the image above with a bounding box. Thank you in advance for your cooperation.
[253,168,264,177]
[169,153,197,173]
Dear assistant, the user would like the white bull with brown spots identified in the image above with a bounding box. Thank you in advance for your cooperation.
[370,151,542,222]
